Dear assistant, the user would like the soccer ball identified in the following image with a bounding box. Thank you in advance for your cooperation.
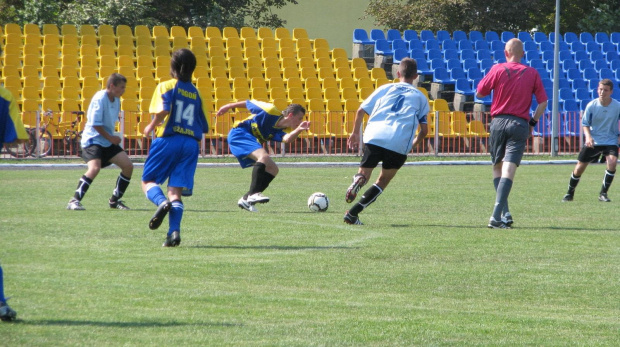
[308,192,329,212]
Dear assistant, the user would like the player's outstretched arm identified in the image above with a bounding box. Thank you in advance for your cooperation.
[216,101,247,116]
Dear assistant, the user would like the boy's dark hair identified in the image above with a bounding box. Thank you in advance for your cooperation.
[170,49,197,82]
[398,58,418,79]
[600,79,614,91]
[107,73,127,88]
[284,103,306,116]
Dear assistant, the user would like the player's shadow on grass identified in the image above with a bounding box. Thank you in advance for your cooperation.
[420,223,618,232]
[20,319,241,327]
[191,245,358,250]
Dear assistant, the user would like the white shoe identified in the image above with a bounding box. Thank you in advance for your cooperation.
[247,192,270,204]
[67,198,85,210]
[238,198,257,212]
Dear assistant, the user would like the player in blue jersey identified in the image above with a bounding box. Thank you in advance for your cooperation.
[562,79,620,202]
[142,49,209,247]
[344,58,429,225]
[1,85,27,322]
[66,73,134,211]
[216,100,309,212]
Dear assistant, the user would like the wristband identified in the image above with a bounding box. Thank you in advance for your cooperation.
[528,118,538,126]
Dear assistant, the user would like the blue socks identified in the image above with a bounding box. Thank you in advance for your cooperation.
[145,183,168,207]
[168,200,184,236]
[0,265,6,303]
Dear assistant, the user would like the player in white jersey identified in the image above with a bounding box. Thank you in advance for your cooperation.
[344,58,429,225]
[562,79,620,202]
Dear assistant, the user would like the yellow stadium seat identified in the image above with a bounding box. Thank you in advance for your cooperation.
[314,38,330,51]
[62,76,81,90]
[2,66,20,80]
[117,35,134,48]
[433,98,450,112]
[80,65,98,80]
[321,76,338,91]
[232,85,250,102]
[62,85,81,100]
[21,64,40,78]
[139,75,158,89]
[287,87,305,103]
[80,44,98,58]
[154,66,171,82]
[98,24,114,37]
[22,42,40,56]
[61,99,81,113]
[82,75,102,89]
[260,37,277,51]
[3,76,22,96]
[304,76,321,90]
[257,27,273,41]
[135,45,153,58]
[154,45,171,58]
[135,55,154,69]
[41,44,59,58]
[24,23,40,36]
[245,56,262,70]
[98,66,117,80]
[43,32,60,46]
[99,35,117,47]
[80,34,97,47]
[251,87,269,102]
[121,98,140,112]
[285,77,304,90]
[339,77,356,90]
[240,27,256,40]
[264,66,282,81]
[208,45,225,58]
[282,66,300,81]
[188,26,205,40]
[305,87,323,102]
[61,24,78,36]
[269,87,287,101]
[4,31,22,45]
[307,98,325,112]
[359,87,374,101]
[152,25,169,38]
[135,35,152,48]
[223,27,239,40]
[370,67,387,80]
[44,24,60,36]
[170,26,186,39]
[2,42,21,56]
[134,25,150,38]
[274,27,290,40]
[116,24,133,37]
[205,26,222,40]
[292,28,310,42]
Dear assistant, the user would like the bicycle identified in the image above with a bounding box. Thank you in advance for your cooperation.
[63,111,84,157]
[4,110,53,158]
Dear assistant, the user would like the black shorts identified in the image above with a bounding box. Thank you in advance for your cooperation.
[578,145,619,163]
[82,144,125,168]
[489,115,529,166]
[360,143,408,170]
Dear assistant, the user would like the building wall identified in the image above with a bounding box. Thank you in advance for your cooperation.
[271,0,377,58]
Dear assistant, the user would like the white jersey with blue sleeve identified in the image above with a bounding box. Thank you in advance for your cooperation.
[582,98,620,146]
[360,82,429,155]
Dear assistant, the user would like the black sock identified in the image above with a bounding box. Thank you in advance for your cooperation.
[350,184,383,216]
[110,173,131,201]
[601,170,615,194]
[259,172,275,192]
[74,175,93,201]
[568,172,581,195]
[246,162,267,198]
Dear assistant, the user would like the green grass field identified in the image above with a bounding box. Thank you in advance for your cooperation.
[1,163,619,346]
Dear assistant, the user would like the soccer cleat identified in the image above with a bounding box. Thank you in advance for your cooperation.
[162,231,181,247]
[66,198,85,210]
[109,199,130,210]
[247,192,270,204]
[0,302,17,322]
[343,211,363,225]
[562,194,574,202]
[149,200,171,230]
[501,212,514,227]
[238,197,257,212]
[488,217,511,229]
[345,174,367,203]
[598,193,611,202]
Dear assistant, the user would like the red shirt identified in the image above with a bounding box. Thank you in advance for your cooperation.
[477,62,548,120]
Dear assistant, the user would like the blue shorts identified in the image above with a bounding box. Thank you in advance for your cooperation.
[142,135,200,189]
[228,127,262,168]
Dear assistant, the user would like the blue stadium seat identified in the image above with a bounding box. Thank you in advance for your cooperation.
[529,59,545,69]
[453,30,468,42]
[564,32,579,43]
[590,51,605,63]
[541,78,553,90]
[479,58,494,71]
[442,39,457,51]
[578,60,594,72]
[518,31,533,42]
[462,58,478,71]
[446,58,461,70]
[559,78,571,89]
[410,49,426,61]
[458,39,474,52]
[407,39,424,52]
[571,78,587,90]
[536,68,549,79]
[565,68,581,83]
[393,48,408,64]
[580,32,594,44]
[579,99,589,111]
[420,30,435,42]
[415,57,433,77]
[574,50,589,62]
[612,88,620,100]
[611,59,620,71]
[524,41,538,51]
[561,60,577,72]
[558,88,574,103]
[450,67,467,80]
[584,41,600,53]
[571,41,585,52]
[443,49,459,61]
[599,68,615,80]
[436,30,451,42]
[403,29,418,41]
[490,40,504,51]
[559,50,572,62]
[485,31,499,42]
[595,32,610,44]
[587,78,599,91]
[424,39,441,53]
[476,49,492,62]
[455,78,475,96]
[374,39,393,56]
[493,49,505,62]
[605,51,620,62]
[474,88,492,106]
[524,50,540,62]
[564,110,582,136]
[386,29,402,42]
[610,32,620,45]
[549,32,563,43]
[593,59,608,72]
[426,49,442,61]
[533,32,548,44]
[539,41,553,52]
[467,67,484,80]
[353,29,374,44]
[474,40,490,51]
[574,88,591,104]
[460,49,476,61]
[370,29,386,41]
[469,30,484,42]
[392,39,408,51]
[501,31,515,43]
[433,67,455,84]
[430,58,445,70]
[601,42,616,53]
[532,114,551,136]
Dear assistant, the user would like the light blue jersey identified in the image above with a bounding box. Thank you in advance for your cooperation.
[360,82,429,155]
[582,98,620,146]
[81,90,120,148]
